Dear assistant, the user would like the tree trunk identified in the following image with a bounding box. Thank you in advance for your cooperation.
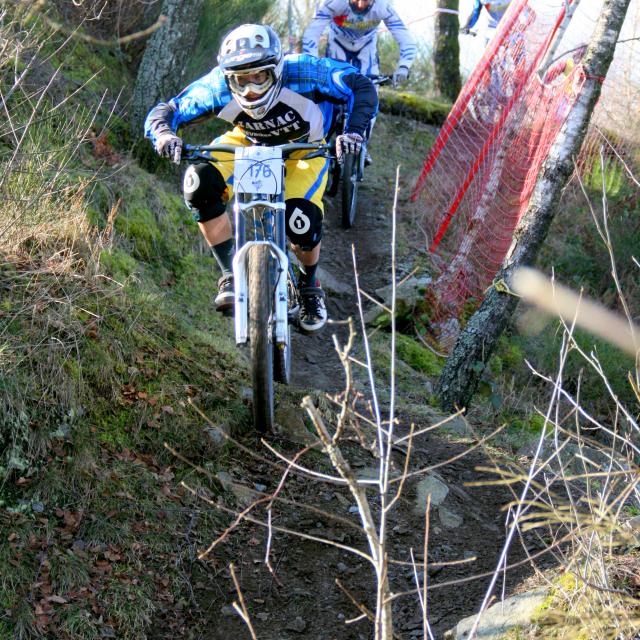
[436,0,632,412]
[130,0,206,136]
[434,0,461,102]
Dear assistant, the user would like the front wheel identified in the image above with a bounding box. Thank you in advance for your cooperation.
[325,154,341,198]
[248,244,274,432]
[341,152,359,229]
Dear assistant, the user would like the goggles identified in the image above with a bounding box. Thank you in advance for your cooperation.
[227,65,275,100]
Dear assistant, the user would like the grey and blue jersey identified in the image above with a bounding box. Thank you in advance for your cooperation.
[466,0,513,30]
[302,0,416,77]
[144,54,378,147]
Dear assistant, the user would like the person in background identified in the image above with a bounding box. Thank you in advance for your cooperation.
[460,0,513,44]
[302,0,415,163]
[144,24,377,333]
[302,0,416,83]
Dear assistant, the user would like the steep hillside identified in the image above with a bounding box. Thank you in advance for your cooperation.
[0,6,467,639]
[1,4,638,640]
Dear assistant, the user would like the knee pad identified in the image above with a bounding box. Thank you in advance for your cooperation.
[285,198,323,250]
[183,163,227,222]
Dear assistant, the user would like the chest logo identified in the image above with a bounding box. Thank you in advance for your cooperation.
[235,104,310,143]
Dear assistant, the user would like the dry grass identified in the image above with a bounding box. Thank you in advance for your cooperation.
[0,4,118,485]
[471,148,640,640]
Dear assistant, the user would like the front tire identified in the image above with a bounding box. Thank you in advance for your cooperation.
[325,154,341,198]
[341,152,359,229]
[248,244,274,432]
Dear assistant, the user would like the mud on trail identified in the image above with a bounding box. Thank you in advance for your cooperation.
[159,118,539,640]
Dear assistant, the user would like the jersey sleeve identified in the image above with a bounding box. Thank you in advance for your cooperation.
[302,0,339,57]
[382,4,417,69]
[143,67,231,144]
[464,0,483,29]
[284,55,377,137]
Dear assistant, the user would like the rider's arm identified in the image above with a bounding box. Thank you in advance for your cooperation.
[302,0,340,57]
[381,4,417,71]
[341,71,378,135]
[284,54,378,137]
[144,67,229,145]
[462,0,482,31]
[317,57,378,136]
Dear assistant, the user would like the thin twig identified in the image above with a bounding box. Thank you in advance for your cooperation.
[181,481,374,565]
[230,563,259,640]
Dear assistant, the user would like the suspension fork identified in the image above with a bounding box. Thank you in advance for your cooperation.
[232,203,289,345]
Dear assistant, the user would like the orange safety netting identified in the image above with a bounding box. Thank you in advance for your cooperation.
[410,0,589,349]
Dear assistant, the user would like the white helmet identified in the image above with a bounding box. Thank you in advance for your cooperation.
[218,24,284,119]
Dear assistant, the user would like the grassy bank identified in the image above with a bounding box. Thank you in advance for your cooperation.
[0,7,261,638]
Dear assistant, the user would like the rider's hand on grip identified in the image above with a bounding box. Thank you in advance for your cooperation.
[335,132,363,164]
[392,66,409,88]
[154,131,183,164]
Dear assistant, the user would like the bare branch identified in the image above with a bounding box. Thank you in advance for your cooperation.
[230,563,259,640]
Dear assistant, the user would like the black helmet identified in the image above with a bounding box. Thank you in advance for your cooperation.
[349,0,375,16]
[218,24,284,119]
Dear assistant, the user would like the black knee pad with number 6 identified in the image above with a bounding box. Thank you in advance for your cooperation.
[285,198,323,250]
[183,162,228,222]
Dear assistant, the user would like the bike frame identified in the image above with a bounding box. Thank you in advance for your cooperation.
[232,156,289,347]
[183,142,329,346]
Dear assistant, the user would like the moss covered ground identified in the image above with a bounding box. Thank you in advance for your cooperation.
[0,7,262,637]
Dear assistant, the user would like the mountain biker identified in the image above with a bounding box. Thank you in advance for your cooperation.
[460,0,513,44]
[302,0,416,82]
[144,24,377,333]
[302,0,416,163]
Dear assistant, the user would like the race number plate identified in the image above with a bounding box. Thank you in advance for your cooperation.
[233,146,283,195]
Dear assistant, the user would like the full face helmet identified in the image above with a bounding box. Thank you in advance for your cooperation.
[218,24,284,119]
[349,0,375,15]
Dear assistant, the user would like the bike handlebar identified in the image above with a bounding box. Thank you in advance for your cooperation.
[372,75,392,86]
[182,142,332,162]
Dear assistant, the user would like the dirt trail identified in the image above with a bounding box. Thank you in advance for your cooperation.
[289,180,394,391]
[161,138,540,640]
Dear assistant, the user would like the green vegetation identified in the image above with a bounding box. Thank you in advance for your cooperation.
[395,334,443,377]
[378,88,451,126]
[0,4,266,637]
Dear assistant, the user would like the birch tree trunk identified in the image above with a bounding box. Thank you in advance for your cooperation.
[434,0,461,102]
[436,0,632,412]
[130,0,206,136]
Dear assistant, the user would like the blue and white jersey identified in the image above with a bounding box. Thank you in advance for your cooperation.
[466,0,513,30]
[144,54,377,146]
[302,0,416,76]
